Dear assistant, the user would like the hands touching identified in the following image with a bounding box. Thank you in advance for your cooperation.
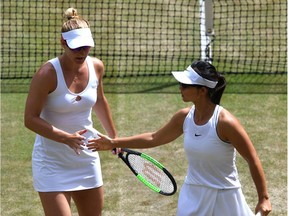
[87,133,115,152]
[65,130,119,155]
[64,129,87,155]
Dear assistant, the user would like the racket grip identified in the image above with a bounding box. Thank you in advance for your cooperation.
[255,212,262,216]
[113,148,123,155]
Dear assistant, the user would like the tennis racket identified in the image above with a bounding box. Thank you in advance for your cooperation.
[255,212,262,216]
[117,148,177,196]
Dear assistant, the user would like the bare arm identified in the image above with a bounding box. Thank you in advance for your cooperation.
[87,107,190,150]
[218,109,272,215]
[92,58,117,138]
[24,63,86,154]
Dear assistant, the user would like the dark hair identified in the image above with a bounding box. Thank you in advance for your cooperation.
[191,60,226,104]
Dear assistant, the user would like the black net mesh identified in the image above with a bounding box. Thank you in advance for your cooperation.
[1,0,286,93]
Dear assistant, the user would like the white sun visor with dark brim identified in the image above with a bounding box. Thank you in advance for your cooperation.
[62,28,94,49]
[172,66,218,88]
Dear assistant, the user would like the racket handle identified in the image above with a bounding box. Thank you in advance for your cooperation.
[255,212,262,216]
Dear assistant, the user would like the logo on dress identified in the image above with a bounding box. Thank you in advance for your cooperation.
[194,134,201,137]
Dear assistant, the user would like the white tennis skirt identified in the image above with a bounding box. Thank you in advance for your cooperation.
[176,183,254,216]
[32,129,103,192]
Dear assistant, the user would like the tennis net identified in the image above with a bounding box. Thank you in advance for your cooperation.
[1,0,286,93]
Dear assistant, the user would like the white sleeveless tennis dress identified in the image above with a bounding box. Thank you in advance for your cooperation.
[176,105,254,216]
[32,56,103,192]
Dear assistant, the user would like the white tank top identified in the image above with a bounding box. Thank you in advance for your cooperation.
[183,105,241,189]
[41,56,97,133]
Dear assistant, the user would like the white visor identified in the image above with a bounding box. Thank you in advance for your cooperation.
[62,28,94,49]
[172,65,218,88]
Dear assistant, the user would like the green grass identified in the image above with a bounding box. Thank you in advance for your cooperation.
[1,92,287,216]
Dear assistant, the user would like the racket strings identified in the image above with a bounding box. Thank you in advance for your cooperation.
[127,154,175,193]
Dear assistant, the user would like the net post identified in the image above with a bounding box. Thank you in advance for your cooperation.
[200,0,214,63]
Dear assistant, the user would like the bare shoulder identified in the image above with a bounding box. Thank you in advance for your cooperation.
[177,107,191,116]
[171,107,191,125]
[218,107,242,142]
[90,56,104,66]
[89,57,104,76]
[36,61,55,75]
[218,108,240,126]
[31,61,57,93]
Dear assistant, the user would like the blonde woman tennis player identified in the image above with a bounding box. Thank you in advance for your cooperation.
[25,8,118,216]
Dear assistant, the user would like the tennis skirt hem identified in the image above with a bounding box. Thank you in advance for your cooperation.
[34,182,104,193]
